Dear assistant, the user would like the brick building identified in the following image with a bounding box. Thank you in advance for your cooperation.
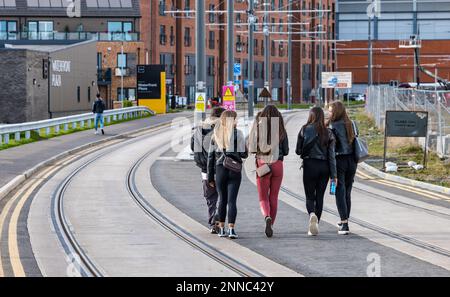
[140,0,335,103]
[0,0,144,110]
[336,0,450,92]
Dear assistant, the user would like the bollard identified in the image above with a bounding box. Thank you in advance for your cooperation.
[25,131,31,140]
[45,127,51,136]
[4,133,9,144]
[64,123,69,131]
[80,121,84,128]
[72,122,77,129]
[15,132,20,142]
[55,125,60,134]
[113,115,117,121]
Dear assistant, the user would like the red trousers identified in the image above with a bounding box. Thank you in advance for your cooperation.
[256,160,284,224]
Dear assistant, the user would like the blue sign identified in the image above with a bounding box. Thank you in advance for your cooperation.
[234,63,241,77]
[244,80,249,88]
[328,76,338,87]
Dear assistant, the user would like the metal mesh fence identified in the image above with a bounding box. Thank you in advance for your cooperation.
[366,86,450,157]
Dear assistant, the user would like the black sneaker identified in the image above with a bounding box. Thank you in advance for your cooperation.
[218,227,227,237]
[101,129,105,135]
[228,228,238,239]
[337,221,343,228]
[265,217,273,238]
[338,223,350,235]
[210,226,217,234]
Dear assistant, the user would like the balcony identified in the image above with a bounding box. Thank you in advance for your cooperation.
[97,68,112,85]
[0,31,140,41]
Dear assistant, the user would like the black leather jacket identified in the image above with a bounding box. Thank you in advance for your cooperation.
[329,120,358,156]
[278,136,289,161]
[295,124,337,178]
[207,128,248,182]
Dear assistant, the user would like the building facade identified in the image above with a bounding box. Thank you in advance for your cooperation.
[336,0,450,91]
[0,0,144,110]
[141,0,335,103]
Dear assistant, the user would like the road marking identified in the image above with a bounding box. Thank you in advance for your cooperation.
[356,170,449,201]
[0,166,55,277]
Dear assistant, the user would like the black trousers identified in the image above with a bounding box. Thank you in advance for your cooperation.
[202,180,219,227]
[215,164,242,224]
[335,154,357,221]
[303,159,330,221]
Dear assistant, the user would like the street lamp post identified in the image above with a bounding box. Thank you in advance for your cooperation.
[264,0,270,106]
[248,0,255,117]
[287,0,293,110]
[121,41,124,108]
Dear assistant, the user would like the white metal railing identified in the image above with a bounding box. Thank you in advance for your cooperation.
[0,107,154,145]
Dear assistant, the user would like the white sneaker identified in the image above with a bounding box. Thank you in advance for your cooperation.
[308,213,319,236]
[95,130,99,135]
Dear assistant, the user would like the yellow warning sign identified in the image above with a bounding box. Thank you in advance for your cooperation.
[224,87,233,97]
[195,92,206,112]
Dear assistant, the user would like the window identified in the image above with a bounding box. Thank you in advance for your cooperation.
[209,31,215,49]
[170,26,175,46]
[88,87,91,102]
[0,20,17,40]
[208,56,215,76]
[160,25,166,45]
[236,35,243,53]
[27,21,53,40]
[184,27,191,46]
[159,0,166,15]
[271,40,275,56]
[117,53,127,68]
[117,88,136,101]
[77,86,81,103]
[107,21,133,41]
[208,4,215,23]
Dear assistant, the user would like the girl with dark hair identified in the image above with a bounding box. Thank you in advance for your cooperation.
[327,101,358,235]
[249,105,289,238]
[296,107,336,236]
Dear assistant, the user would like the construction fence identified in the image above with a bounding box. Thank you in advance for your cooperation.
[366,86,450,157]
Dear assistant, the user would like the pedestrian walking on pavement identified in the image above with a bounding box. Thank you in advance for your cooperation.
[93,94,106,135]
[327,101,358,235]
[248,105,289,238]
[207,110,248,239]
[191,107,226,234]
[296,107,337,236]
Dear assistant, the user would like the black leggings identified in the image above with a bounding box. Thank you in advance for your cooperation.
[303,159,330,221]
[335,155,357,221]
[215,165,242,224]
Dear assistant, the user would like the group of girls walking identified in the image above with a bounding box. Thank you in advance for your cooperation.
[191,101,359,239]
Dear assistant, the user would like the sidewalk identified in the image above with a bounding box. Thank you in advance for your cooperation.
[0,112,190,189]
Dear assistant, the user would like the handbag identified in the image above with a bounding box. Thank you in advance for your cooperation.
[255,158,272,177]
[352,121,369,163]
[223,155,242,173]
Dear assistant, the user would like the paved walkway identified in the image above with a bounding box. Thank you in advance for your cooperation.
[0,112,190,189]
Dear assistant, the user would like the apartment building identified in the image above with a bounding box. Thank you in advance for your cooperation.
[141,0,296,103]
[0,0,144,109]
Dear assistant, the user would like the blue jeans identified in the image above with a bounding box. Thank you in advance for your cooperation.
[94,113,104,130]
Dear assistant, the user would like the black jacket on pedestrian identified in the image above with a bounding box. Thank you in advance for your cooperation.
[329,120,358,156]
[190,118,218,173]
[93,99,106,114]
[278,136,290,161]
[207,128,248,183]
[295,124,337,178]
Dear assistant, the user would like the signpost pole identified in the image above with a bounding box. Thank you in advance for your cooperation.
[383,122,388,171]
[264,0,269,106]
[196,0,206,121]
[227,0,234,86]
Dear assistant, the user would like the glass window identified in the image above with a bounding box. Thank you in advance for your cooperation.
[117,53,127,68]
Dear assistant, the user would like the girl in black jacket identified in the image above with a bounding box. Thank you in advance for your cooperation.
[296,107,337,236]
[207,110,248,239]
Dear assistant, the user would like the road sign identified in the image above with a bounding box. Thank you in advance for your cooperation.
[258,87,272,99]
[195,92,206,113]
[222,85,235,111]
[235,89,246,103]
[385,111,428,137]
[234,63,241,77]
[321,72,352,89]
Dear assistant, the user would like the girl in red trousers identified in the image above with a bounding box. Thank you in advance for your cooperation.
[249,105,289,238]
